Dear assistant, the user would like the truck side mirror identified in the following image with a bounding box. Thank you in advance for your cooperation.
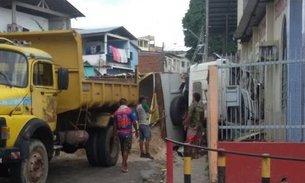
[58,68,69,90]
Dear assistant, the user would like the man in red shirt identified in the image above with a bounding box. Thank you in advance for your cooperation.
[113,98,138,173]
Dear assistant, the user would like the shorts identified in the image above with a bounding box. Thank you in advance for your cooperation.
[186,128,199,144]
[119,136,132,153]
[139,124,151,141]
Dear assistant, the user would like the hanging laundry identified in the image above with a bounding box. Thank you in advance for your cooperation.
[110,46,120,62]
[118,49,128,63]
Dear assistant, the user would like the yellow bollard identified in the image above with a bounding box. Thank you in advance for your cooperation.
[261,154,271,183]
[184,156,191,183]
[217,149,226,183]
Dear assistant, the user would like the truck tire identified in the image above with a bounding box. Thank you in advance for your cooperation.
[10,139,49,183]
[86,131,99,166]
[170,96,188,126]
[97,126,119,167]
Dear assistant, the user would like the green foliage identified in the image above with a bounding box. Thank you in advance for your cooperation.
[182,0,206,49]
[182,0,237,61]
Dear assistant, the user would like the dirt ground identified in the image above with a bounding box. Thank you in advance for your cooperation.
[0,126,167,183]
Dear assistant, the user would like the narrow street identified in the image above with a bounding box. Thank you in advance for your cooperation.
[0,152,166,183]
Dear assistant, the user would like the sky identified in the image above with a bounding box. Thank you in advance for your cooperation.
[70,0,190,50]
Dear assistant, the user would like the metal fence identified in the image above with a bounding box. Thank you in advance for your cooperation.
[216,52,305,142]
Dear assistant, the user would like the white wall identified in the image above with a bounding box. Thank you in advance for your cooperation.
[0,7,48,32]
[164,56,189,73]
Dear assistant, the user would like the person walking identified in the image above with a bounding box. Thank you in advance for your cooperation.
[182,92,205,158]
[136,96,157,159]
[113,98,138,173]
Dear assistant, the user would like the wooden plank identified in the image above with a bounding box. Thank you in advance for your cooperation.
[234,132,263,142]
[208,65,219,183]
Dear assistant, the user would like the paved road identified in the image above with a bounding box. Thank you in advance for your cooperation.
[173,153,209,183]
[0,153,165,183]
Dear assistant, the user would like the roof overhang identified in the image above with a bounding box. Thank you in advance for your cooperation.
[209,0,237,33]
[1,0,85,18]
[234,0,273,42]
[78,26,138,41]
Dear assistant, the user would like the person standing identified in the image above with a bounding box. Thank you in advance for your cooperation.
[113,98,138,173]
[182,92,205,158]
[136,96,157,159]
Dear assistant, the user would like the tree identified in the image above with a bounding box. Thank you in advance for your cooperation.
[182,0,205,61]
[182,0,237,62]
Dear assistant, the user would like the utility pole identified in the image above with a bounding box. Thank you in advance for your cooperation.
[205,0,209,62]
[190,26,205,64]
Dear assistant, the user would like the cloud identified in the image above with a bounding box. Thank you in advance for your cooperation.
[70,0,190,47]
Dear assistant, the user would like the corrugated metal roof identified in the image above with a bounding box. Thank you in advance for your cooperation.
[209,0,237,33]
[234,0,271,42]
[77,26,122,35]
[77,26,138,41]
[1,0,84,18]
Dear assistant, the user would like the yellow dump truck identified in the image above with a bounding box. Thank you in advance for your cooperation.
[0,30,138,183]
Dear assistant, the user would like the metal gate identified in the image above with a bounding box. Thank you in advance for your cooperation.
[217,58,305,142]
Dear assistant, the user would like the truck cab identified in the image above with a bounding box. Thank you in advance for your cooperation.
[0,38,68,182]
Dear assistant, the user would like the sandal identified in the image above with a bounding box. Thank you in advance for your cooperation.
[121,167,128,173]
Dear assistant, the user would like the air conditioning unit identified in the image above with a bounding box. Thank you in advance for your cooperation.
[7,24,23,32]
[258,41,279,61]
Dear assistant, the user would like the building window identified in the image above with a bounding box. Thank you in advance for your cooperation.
[187,62,190,67]
[33,62,53,86]
[182,61,185,67]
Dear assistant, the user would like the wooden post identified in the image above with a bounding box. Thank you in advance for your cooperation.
[208,65,219,182]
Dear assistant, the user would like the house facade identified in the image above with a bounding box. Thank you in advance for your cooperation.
[0,0,84,32]
[234,0,305,142]
[164,53,190,74]
[78,26,139,76]
[138,35,163,52]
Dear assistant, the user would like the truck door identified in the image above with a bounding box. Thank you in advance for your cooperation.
[31,61,57,129]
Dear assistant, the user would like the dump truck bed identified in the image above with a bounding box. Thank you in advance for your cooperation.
[0,30,138,113]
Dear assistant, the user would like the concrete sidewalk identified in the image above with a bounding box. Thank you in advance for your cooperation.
[172,153,209,183]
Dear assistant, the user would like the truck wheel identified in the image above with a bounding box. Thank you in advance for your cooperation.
[86,131,99,166]
[10,139,49,183]
[97,126,119,167]
[170,96,188,126]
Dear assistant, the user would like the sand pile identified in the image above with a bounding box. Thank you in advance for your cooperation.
[131,124,166,161]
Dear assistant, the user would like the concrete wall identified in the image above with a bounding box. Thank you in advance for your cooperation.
[0,7,48,32]
[49,17,71,30]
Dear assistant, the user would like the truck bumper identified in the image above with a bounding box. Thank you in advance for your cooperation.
[0,147,21,164]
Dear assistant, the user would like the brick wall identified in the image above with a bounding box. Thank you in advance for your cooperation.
[138,52,163,73]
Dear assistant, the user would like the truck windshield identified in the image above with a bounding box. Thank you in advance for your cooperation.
[0,50,27,88]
